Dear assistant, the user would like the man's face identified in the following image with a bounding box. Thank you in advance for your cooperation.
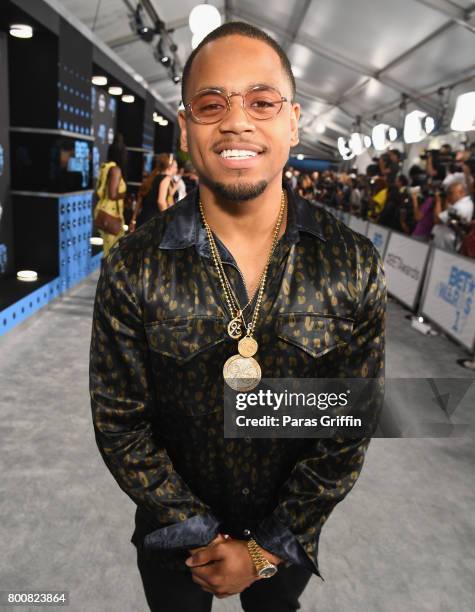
[178,35,300,201]
[447,183,466,204]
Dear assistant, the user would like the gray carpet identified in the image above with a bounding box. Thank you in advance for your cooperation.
[1,269,474,612]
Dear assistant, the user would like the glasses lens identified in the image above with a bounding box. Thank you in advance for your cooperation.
[191,91,227,123]
[245,87,283,119]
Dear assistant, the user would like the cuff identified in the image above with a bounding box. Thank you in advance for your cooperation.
[144,512,221,551]
[252,514,323,580]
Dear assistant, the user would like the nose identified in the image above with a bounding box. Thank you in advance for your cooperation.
[218,93,256,135]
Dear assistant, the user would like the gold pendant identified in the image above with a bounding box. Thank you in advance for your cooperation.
[227,316,243,339]
[223,354,261,392]
[238,336,258,358]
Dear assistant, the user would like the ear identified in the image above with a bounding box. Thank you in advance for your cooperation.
[289,102,301,148]
[177,110,188,152]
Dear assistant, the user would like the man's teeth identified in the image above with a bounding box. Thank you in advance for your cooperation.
[220,149,258,159]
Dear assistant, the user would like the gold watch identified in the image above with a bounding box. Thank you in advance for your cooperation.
[246,538,278,578]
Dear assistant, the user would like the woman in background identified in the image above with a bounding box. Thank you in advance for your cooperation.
[130,153,175,230]
[94,136,128,258]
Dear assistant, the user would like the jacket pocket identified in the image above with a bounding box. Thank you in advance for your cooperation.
[276,313,354,359]
[145,315,226,364]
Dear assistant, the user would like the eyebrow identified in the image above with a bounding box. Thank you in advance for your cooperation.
[190,82,282,96]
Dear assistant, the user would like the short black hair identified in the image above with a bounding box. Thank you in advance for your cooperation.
[181,21,296,104]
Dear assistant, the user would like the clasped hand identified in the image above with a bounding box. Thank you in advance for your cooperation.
[185,534,279,599]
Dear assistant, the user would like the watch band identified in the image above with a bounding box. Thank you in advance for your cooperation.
[246,538,278,578]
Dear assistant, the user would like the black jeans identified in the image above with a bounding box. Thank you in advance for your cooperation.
[136,547,313,612]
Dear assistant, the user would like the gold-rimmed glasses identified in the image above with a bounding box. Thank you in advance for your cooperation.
[184,85,289,124]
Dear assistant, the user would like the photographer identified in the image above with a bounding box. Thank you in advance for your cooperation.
[379,149,401,185]
[431,181,474,251]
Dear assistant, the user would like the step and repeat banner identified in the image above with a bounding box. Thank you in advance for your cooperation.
[318,204,475,353]
[421,249,475,351]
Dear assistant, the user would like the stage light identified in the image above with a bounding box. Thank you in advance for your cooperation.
[134,4,155,42]
[403,110,435,144]
[17,270,38,281]
[338,137,355,160]
[92,76,107,86]
[9,24,33,39]
[108,86,123,96]
[372,123,396,150]
[349,133,364,156]
[121,94,135,103]
[451,92,475,131]
[189,4,222,35]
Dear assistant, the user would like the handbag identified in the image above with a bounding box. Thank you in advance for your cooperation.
[94,162,123,235]
[95,208,123,235]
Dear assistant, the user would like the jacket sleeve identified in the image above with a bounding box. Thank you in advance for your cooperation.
[252,238,387,579]
[89,247,220,551]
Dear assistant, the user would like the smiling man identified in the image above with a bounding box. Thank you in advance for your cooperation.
[90,22,386,612]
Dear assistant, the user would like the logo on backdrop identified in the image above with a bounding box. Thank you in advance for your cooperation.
[437,265,475,333]
[372,232,384,251]
[0,144,4,176]
[385,253,420,280]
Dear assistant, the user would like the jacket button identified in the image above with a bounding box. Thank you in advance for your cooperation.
[244,437,251,443]
[243,529,251,537]
[242,487,250,496]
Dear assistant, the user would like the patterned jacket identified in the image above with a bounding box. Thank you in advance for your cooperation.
[89,184,387,579]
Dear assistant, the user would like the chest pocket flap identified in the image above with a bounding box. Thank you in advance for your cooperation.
[145,316,226,364]
[276,313,354,359]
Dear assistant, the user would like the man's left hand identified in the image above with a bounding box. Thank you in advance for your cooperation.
[185,538,281,598]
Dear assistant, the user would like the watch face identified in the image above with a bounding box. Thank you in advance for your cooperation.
[259,565,277,578]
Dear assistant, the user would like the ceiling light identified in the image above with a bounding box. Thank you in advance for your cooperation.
[191,31,206,49]
[134,4,155,42]
[160,55,170,64]
[315,122,326,134]
[17,270,38,281]
[372,123,393,150]
[189,4,222,35]
[90,237,104,246]
[153,113,162,123]
[296,154,304,160]
[161,119,169,126]
[173,74,181,84]
[108,86,123,96]
[450,91,475,131]
[363,135,372,148]
[403,110,434,144]
[9,24,33,39]
[92,75,108,86]
[121,94,135,103]
[291,65,303,79]
[133,73,144,83]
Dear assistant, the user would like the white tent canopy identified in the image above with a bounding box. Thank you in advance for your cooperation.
[57,0,475,159]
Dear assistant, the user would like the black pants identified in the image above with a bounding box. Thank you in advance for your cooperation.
[136,547,313,612]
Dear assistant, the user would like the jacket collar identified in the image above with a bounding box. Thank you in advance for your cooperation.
[159,182,326,260]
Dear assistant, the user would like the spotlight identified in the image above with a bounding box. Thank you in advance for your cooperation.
[349,133,364,156]
[92,75,107,86]
[189,4,222,36]
[451,92,475,132]
[108,86,123,96]
[372,123,397,150]
[403,110,435,144]
[135,3,155,42]
[337,137,355,160]
[9,24,33,39]
[121,94,135,103]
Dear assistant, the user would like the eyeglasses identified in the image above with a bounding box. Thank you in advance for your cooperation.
[184,85,288,124]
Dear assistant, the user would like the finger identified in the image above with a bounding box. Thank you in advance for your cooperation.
[190,573,215,591]
[186,544,222,567]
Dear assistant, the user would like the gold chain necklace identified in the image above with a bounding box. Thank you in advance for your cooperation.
[199,190,287,391]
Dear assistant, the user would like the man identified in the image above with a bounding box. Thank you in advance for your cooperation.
[432,181,474,251]
[89,22,386,612]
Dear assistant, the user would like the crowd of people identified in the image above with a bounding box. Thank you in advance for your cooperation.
[286,142,475,258]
